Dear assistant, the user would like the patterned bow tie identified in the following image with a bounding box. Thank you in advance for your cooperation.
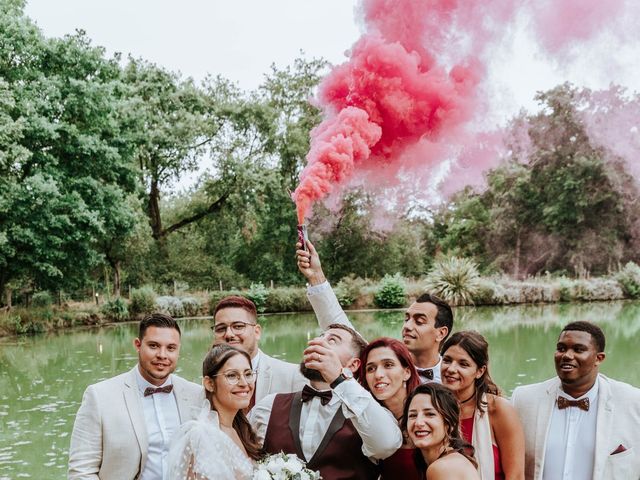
[144,385,173,397]
[557,396,589,411]
[301,385,333,406]
[417,368,434,381]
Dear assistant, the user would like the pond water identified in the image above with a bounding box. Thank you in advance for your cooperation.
[1,300,640,479]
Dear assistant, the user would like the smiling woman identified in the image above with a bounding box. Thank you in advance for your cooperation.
[167,344,262,479]
[403,383,480,480]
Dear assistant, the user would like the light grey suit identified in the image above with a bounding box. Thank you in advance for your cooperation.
[255,350,307,403]
[68,366,203,480]
[512,374,640,480]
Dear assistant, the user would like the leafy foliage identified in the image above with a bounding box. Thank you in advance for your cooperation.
[616,262,640,299]
[129,286,157,317]
[247,283,270,313]
[374,274,407,308]
[101,298,129,322]
[435,84,640,277]
[31,291,53,308]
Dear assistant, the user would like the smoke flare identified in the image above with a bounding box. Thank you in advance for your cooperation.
[293,0,636,220]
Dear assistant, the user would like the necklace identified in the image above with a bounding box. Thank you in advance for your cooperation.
[460,391,476,404]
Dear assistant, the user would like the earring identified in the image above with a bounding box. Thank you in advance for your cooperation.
[403,381,407,389]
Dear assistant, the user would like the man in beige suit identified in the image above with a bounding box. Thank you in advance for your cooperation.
[512,321,640,480]
[212,295,307,408]
[68,313,203,480]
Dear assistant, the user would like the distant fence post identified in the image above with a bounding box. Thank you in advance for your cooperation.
[219,280,223,291]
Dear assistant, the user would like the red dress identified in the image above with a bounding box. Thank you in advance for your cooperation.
[380,447,422,480]
[460,416,505,480]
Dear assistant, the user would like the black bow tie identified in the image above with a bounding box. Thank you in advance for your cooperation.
[557,396,590,411]
[144,385,173,397]
[417,368,434,381]
[301,385,333,406]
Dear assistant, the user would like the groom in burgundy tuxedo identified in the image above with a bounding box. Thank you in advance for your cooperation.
[249,323,402,479]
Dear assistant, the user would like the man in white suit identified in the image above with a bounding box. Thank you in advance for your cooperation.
[68,313,203,480]
[512,321,640,480]
[296,241,452,383]
[212,295,307,408]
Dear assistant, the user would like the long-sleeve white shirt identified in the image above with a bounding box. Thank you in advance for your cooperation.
[249,378,402,462]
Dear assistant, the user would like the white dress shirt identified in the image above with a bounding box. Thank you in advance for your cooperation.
[135,367,181,480]
[307,281,442,383]
[251,350,261,373]
[543,379,599,480]
[250,378,402,461]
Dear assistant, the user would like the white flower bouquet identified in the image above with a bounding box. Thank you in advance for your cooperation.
[252,452,321,480]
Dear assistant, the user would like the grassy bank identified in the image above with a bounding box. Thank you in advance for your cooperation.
[2,261,640,338]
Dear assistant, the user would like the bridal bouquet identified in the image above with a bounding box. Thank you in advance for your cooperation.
[252,452,321,480]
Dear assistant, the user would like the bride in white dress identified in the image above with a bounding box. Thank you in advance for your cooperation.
[168,344,263,479]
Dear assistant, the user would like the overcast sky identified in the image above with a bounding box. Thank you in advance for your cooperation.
[25,0,640,125]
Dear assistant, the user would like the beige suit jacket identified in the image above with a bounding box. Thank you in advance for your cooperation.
[255,350,307,403]
[68,366,204,480]
[511,374,640,480]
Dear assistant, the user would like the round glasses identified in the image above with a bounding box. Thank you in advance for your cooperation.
[211,369,257,385]
[211,322,257,337]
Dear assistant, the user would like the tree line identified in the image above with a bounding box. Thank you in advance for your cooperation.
[1,0,639,307]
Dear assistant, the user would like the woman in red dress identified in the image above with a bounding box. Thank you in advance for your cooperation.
[440,331,524,480]
[357,337,422,480]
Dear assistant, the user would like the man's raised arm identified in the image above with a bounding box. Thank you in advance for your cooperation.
[296,240,353,330]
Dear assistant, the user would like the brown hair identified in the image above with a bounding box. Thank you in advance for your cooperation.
[214,295,258,322]
[402,382,477,474]
[358,337,420,406]
[139,312,180,339]
[441,330,500,414]
[202,344,263,460]
[328,323,368,357]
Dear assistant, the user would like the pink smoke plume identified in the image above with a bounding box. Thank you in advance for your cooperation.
[579,86,640,182]
[292,0,635,221]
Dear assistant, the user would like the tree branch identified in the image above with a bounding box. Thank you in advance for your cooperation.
[159,186,234,238]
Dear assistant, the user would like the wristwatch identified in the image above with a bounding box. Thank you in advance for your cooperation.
[330,367,354,389]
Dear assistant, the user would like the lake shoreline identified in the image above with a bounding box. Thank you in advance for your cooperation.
[1,282,638,340]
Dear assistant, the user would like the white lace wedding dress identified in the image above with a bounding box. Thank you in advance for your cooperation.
[167,403,254,480]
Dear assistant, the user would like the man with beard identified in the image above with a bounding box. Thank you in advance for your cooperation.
[296,241,452,383]
[512,321,640,480]
[250,324,402,479]
[68,313,203,480]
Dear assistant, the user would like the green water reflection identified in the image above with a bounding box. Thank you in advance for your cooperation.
[1,301,639,479]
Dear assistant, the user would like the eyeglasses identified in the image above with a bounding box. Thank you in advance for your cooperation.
[210,369,258,385]
[211,322,257,336]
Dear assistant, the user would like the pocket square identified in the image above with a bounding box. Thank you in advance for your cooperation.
[610,444,627,455]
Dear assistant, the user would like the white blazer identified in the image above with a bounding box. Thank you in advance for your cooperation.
[511,374,640,480]
[68,366,204,480]
[255,350,307,403]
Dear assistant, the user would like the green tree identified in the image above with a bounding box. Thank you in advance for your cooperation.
[436,83,640,276]
[0,2,140,301]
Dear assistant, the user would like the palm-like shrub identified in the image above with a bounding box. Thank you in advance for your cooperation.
[424,256,481,306]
